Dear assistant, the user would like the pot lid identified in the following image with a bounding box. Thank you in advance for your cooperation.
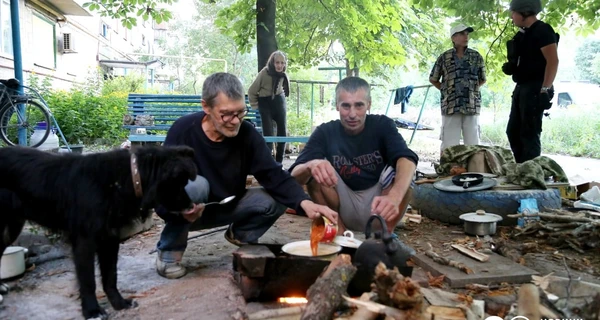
[3,246,25,255]
[333,236,363,248]
[459,210,503,223]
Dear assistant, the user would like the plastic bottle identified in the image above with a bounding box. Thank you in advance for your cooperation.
[30,121,59,151]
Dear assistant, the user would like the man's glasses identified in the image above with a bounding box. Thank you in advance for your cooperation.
[221,110,248,123]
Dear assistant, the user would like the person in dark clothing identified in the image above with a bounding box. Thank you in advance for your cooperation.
[248,51,291,163]
[503,0,559,163]
[155,72,337,279]
[289,77,418,236]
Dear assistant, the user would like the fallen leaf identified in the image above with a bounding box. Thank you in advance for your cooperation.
[427,272,445,288]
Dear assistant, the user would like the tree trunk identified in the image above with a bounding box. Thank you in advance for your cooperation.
[344,59,359,78]
[256,0,277,71]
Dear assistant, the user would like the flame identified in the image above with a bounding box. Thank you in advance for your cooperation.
[278,297,308,304]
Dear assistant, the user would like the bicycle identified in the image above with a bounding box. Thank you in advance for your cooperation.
[0,78,53,147]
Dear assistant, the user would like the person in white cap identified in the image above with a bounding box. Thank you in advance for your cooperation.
[429,23,486,156]
[502,0,559,163]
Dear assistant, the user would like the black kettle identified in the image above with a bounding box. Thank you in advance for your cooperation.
[349,215,415,294]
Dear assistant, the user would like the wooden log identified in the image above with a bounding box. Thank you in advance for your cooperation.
[517,284,540,320]
[248,306,304,319]
[508,213,594,223]
[342,296,421,320]
[450,244,489,262]
[348,293,378,320]
[300,254,356,320]
[426,243,473,274]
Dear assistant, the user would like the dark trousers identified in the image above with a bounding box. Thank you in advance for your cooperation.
[506,82,544,163]
[258,95,287,163]
[156,180,286,258]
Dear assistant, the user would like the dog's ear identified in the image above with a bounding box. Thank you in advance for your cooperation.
[172,146,194,158]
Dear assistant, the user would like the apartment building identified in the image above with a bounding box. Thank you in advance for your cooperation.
[0,0,158,89]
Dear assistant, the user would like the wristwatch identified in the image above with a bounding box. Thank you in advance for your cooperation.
[541,86,551,93]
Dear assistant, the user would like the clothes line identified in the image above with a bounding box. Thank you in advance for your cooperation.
[388,84,433,91]
[385,84,434,145]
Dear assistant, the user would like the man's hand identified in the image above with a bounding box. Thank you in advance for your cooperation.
[539,92,552,111]
[181,203,205,223]
[502,62,514,75]
[300,200,338,225]
[371,195,400,223]
[308,160,337,188]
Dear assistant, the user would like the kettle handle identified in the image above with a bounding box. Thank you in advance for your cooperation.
[364,214,390,240]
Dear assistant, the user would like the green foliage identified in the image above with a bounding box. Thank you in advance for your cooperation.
[82,0,173,28]
[210,0,447,73]
[412,0,600,87]
[101,74,147,95]
[27,74,129,145]
[481,106,600,158]
[575,39,600,84]
[155,1,257,94]
[45,90,128,145]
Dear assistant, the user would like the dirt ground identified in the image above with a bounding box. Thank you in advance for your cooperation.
[0,155,599,320]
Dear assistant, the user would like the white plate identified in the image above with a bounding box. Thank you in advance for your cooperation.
[333,236,363,249]
[281,240,341,257]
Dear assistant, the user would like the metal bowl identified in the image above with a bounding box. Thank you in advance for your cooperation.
[452,173,484,189]
[459,210,503,236]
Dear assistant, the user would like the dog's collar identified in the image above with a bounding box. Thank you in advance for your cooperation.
[130,153,143,198]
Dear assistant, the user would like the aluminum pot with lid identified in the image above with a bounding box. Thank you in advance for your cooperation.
[459,210,503,236]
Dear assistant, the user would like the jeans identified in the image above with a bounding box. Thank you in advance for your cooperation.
[258,95,287,163]
[156,175,286,262]
[506,82,544,163]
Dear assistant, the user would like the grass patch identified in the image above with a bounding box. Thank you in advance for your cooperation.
[481,105,600,158]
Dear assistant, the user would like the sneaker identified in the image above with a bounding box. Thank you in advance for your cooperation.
[155,256,186,279]
[224,225,247,247]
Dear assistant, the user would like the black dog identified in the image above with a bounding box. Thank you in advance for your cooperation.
[0,146,197,319]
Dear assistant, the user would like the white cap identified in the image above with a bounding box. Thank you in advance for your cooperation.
[450,23,474,37]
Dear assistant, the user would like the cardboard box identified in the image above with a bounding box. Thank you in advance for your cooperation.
[577,181,600,197]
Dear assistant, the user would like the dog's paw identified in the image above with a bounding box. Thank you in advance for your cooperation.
[84,309,108,320]
[0,283,9,294]
[112,298,137,310]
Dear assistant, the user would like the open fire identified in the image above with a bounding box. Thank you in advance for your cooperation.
[278,297,308,304]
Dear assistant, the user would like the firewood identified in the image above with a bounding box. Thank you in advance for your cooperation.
[300,254,356,320]
[372,262,424,310]
[426,243,474,274]
[348,293,378,320]
[248,306,304,319]
[404,213,422,224]
[450,244,489,262]
[342,296,423,320]
[517,284,540,320]
[508,213,595,223]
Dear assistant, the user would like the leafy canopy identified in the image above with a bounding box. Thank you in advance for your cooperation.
[82,0,174,28]
[210,0,446,73]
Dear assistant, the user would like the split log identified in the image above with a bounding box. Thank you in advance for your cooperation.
[300,254,356,320]
[372,262,424,310]
[426,243,473,274]
[348,293,378,320]
[248,306,304,320]
[517,284,540,320]
[451,244,489,262]
[508,213,595,223]
[342,296,420,320]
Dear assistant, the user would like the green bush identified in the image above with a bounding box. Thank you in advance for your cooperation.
[481,105,600,158]
[46,90,128,145]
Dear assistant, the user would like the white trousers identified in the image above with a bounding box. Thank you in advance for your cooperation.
[440,113,480,151]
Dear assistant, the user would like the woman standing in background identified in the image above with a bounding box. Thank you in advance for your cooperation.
[248,51,290,164]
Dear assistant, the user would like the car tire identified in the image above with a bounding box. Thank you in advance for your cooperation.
[410,183,562,225]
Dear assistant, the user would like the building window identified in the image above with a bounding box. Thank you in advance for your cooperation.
[32,13,55,68]
[101,22,108,38]
[0,0,13,55]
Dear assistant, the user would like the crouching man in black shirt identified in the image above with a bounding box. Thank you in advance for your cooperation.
[503,0,559,163]
[154,72,338,279]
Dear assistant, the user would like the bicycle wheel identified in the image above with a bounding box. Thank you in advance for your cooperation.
[0,100,51,147]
